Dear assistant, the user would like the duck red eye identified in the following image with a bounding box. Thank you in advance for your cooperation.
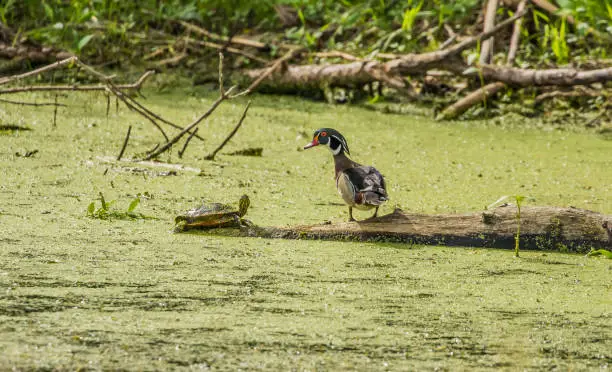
[321,132,327,137]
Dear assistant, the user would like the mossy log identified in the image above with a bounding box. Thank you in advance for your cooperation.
[238,206,611,253]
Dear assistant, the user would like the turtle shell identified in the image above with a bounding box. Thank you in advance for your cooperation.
[174,195,250,231]
[175,203,240,228]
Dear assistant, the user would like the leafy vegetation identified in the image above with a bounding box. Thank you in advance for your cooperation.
[3,0,610,62]
[87,192,153,220]
[586,248,612,258]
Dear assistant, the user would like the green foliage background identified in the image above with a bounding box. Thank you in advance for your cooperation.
[3,0,611,62]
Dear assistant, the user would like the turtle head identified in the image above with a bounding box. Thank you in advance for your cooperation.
[238,194,250,217]
[303,128,350,156]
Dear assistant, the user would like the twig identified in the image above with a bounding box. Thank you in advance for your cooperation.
[183,38,268,64]
[178,128,199,158]
[106,92,110,118]
[205,101,252,161]
[437,7,528,120]
[0,70,155,94]
[156,53,187,67]
[438,34,457,50]
[178,21,295,51]
[231,47,307,98]
[314,51,362,61]
[117,125,132,161]
[0,56,77,85]
[143,85,236,160]
[53,95,58,127]
[585,109,608,127]
[104,82,169,142]
[0,98,66,107]
[507,0,527,66]
[534,87,604,103]
[480,0,499,65]
[219,52,224,95]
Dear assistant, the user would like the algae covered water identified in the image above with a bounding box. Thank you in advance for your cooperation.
[0,90,610,369]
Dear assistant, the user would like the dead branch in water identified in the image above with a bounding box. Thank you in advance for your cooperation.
[0,70,154,94]
[0,97,66,107]
[205,100,252,160]
[0,58,208,143]
[436,82,506,120]
[178,128,199,159]
[235,206,611,253]
[117,125,132,161]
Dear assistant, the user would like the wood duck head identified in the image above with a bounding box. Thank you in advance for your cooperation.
[303,128,350,156]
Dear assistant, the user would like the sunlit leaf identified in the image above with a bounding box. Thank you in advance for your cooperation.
[77,34,95,51]
[87,202,95,215]
[127,197,140,213]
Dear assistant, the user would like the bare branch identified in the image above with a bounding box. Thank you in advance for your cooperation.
[0,98,66,107]
[0,70,155,94]
[480,0,499,65]
[232,47,307,98]
[0,56,78,85]
[117,125,132,161]
[205,101,252,161]
[143,85,237,161]
[436,82,506,120]
[178,128,199,159]
[507,0,527,65]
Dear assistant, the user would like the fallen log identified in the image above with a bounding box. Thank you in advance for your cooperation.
[236,206,611,253]
[241,10,528,92]
[475,65,612,86]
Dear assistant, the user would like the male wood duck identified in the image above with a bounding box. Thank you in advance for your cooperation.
[303,128,388,222]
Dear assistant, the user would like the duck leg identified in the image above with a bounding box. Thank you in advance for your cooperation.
[372,206,379,219]
[348,206,356,222]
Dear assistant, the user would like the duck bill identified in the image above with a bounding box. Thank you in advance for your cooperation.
[303,139,319,150]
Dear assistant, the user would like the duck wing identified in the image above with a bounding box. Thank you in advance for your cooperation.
[342,165,388,205]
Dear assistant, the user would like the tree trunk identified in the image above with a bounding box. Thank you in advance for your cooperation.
[236,206,611,253]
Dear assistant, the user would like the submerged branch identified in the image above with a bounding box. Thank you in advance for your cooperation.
[205,100,252,161]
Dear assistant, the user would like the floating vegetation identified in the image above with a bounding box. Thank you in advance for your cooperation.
[87,192,155,220]
[227,147,264,157]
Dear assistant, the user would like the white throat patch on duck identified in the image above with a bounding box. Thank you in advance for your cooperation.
[328,134,349,156]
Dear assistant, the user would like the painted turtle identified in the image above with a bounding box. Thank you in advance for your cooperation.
[174,195,251,232]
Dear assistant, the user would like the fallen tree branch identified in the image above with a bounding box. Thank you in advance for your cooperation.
[0,60,206,143]
[0,56,78,85]
[0,97,66,107]
[183,37,268,64]
[436,82,506,120]
[313,51,362,62]
[235,206,611,253]
[534,86,605,104]
[233,47,307,97]
[0,70,154,94]
[437,4,526,121]
[178,128,199,158]
[507,0,527,65]
[0,42,73,74]
[142,85,237,160]
[205,100,252,160]
[241,10,527,91]
[117,125,132,161]
[474,65,612,86]
[480,0,499,65]
[178,21,302,52]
